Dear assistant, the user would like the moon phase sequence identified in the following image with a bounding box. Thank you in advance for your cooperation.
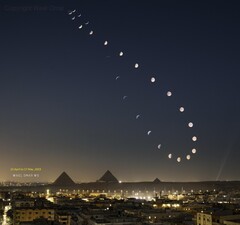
[67,9,199,163]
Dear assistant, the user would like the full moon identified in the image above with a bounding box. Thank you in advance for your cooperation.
[192,136,197,142]
[188,122,193,128]
[167,91,172,97]
[151,77,155,83]
[179,107,185,112]
[192,148,197,154]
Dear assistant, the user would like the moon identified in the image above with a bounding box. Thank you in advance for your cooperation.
[192,148,197,154]
[179,107,185,112]
[167,91,172,97]
[147,130,151,135]
[157,144,161,150]
[85,21,89,25]
[188,122,193,128]
[119,51,124,57]
[151,77,156,83]
[104,41,108,46]
[78,25,83,29]
[136,115,140,119]
[123,96,127,100]
[186,155,191,160]
[115,76,120,80]
[177,157,181,162]
[134,63,139,68]
[72,17,75,20]
[78,14,81,17]
[168,153,172,159]
[192,136,197,142]
[89,30,94,35]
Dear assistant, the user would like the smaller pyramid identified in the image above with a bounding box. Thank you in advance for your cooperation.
[98,170,118,183]
[153,178,161,183]
[52,172,75,186]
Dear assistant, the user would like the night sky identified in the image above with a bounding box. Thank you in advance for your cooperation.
[0,0,240,182]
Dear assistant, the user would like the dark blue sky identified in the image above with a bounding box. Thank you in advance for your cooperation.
[0,0,240,182]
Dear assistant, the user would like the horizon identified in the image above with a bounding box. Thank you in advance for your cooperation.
[1,170,240,184]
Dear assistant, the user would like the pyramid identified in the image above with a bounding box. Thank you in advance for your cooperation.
[153,178,161,183]
[52,172,75,186]
[98,170,118,183]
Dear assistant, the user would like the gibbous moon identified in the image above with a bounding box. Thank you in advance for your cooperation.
[188,122,193,128]
[186,155,191,160]
[177,157,181,162]
[192,136,197,142]
[119,52,124,57]
[147,130,151,135]
[134,63,139,68]
[179,107,185,112]
[168,153,172,159]
[104,41,108,46]
[167,91,172,97]
[151,77,156,83]
[192,148,197,154]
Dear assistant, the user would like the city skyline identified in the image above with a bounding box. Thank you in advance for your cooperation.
[0,0,240,182]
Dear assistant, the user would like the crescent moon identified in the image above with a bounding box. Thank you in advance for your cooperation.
[123,96,127,100]
[136,115,140,119]
[115,76,120,80]
[157,144,161,149]
[147,130,151,135]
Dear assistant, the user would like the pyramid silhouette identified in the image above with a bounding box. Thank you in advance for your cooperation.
[153,178,161,183]
[52,172,75,186]
[98,170,118,183]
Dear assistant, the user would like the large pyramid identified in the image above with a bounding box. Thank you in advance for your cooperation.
[153,178,161,183]
[52,172,75,186]
[97,170,118,183]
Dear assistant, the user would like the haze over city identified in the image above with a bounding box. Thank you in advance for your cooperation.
[0,0,240,182]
